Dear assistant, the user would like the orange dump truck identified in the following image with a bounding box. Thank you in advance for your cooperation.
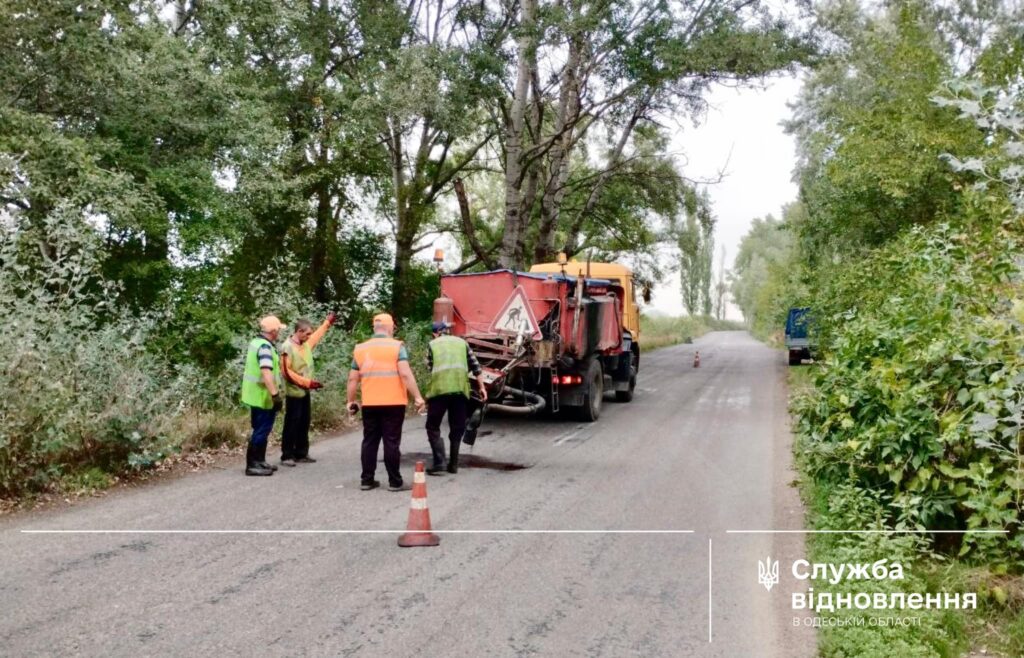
[434,261,640,423]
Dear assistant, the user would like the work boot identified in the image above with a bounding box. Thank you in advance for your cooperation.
[258,461,278,471]
[245,464,274,476]
[360,480,380,491]
[426,465,446,476]
[280,458,297,467]
[388,481,409,492]
[295,456,317,463]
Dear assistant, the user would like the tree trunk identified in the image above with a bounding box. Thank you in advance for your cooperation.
[391,226,417,319]
[453,177,495,269]
[535,31,582,264]
[388,123,414,318]
[499,0,537,269]
[310,178,333,303]
[532,26,581,266]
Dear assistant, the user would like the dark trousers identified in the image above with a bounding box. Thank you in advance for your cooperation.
[247,407,276,465]
[425,394,468,469]
[281,394,311,460]
[360,405,406,486]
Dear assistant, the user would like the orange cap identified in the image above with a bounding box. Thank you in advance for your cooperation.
[259,315,285,332]
[373,313,395,327]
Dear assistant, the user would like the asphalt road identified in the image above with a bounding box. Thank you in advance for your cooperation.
[1,331,814,657]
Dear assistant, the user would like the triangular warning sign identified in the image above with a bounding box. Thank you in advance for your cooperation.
[489,286,542,339]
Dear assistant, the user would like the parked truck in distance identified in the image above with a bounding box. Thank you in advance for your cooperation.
[434,260,639,423]
[785,307,815,365]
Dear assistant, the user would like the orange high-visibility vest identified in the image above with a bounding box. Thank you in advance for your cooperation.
[353,337,408,406]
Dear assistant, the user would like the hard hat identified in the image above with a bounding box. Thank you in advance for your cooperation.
[373,313,395,327]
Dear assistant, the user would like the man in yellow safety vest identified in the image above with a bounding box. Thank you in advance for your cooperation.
[346,313,425,491]
[424,321,487,475]
[278,312,335,466]
[240,315,286,476]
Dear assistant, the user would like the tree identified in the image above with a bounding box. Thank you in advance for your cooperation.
[0,1,254,311]
[677,191,715,316]
[730,205,806,338]
[713,245,728,321]
[785,0,1000,264]
[348,0,507,319]
[495,0,814,269]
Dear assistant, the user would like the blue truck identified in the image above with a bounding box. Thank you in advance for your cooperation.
[785,307,815,366]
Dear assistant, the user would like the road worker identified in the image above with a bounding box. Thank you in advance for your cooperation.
[346,313,425,491]
[278,313,335,466]
[424,321,487,475]
[240,315,286,476]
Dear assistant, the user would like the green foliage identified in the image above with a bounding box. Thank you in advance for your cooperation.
[730,204,808,342]
[676,191,716,316]
[786,0,985,263]
[796,219,1024,565]
[800,479,967,658]
[0,209,192,496]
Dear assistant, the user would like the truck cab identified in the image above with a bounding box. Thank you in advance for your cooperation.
[785,307,815,366]
[529,261,640,345]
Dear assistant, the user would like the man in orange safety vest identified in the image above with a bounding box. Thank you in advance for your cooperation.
[346,313,425,491]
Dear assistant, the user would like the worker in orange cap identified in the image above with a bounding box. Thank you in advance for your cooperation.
[346,313,426,491]
[240,315,286,476]
[278,313,335,466]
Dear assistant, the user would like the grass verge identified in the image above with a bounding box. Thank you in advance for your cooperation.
[788,366,1024,657]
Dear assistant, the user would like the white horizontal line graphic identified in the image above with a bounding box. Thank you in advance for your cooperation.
[21,529,697,535]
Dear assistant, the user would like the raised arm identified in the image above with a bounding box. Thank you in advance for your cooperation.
[306,312,335,351]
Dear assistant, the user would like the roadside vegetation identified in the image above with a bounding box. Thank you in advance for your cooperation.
[0,1,812,502]
[640,315,745,351]
[733,1,1024,655]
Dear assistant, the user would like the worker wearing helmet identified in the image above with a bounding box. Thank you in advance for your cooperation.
[278,312,335,467]
[240,315,286,476]
[346,313,426,491]
[424,321,487,475]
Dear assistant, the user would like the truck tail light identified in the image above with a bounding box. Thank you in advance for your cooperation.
[552,375,583,385]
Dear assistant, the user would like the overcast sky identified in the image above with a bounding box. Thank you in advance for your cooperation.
[648,75,804,319]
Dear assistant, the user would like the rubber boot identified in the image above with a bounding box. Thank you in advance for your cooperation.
[447,440,460,474]
[245,443,273,476]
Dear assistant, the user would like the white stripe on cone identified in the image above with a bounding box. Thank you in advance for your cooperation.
[413,472,426,484]
[410,498,428,510]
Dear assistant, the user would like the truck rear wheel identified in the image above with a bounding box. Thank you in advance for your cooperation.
[577,359,603,422]
[788,349,802,366]
[615,349,638,402]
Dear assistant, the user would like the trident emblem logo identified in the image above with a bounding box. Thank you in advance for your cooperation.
[758,557,780,592]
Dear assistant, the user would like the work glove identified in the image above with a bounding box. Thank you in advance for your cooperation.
[347,401,361,416]
[326,312,337,326]
[272,393,283,412]
[309,380,324,390]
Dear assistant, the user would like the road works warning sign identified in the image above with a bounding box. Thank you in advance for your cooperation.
[490,286,542,339]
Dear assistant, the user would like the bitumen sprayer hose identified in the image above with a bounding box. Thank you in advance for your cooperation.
[488,386,546,415]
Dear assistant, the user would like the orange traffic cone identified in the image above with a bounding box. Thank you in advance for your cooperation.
[398,461,440,547]
[693,351,701,368]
